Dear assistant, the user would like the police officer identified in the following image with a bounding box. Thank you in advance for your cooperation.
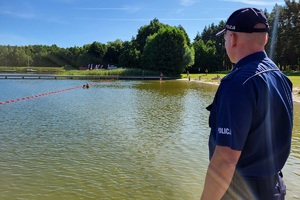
[201,8,293,199]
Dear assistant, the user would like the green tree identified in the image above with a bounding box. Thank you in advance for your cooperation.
[276,0,300,70]
[135,18,165,53]
[7,46,18,66]
[143,26,193,75]
[14,47,28,66]
[119,41,141,68]
[178,25,191,46]
[193,39,219,72]
[66,46,87,68]
[104,39,123,65]
[87,41,107,65]
[193,21,227,71]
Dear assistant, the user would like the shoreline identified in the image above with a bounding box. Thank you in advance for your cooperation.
[179,78,300,103]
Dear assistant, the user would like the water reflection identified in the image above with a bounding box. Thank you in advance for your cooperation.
[0,80,299,199]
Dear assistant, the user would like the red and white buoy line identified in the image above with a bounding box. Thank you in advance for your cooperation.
[0,79,114,106]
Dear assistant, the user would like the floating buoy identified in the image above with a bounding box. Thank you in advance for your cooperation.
[0,102,4,105]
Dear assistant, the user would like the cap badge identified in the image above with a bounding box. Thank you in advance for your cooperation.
[226,24,236,30]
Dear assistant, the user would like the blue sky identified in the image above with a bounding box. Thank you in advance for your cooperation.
[0,0,285,48]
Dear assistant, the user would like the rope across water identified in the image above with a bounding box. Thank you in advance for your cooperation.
[0,79,114,106]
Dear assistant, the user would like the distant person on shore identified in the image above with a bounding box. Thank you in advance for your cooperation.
[160,72,163,82]
[205,69,208,76]
[187,70,191,81]
[201,8,293,199]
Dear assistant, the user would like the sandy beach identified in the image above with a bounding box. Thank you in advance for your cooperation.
[292,88,300,103]
[179,78,300,103]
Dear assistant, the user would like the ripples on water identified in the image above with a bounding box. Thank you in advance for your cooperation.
[285,102,300,199]
[0,79,299,199]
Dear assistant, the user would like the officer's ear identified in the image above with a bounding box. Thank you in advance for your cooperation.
[230,32,238,48]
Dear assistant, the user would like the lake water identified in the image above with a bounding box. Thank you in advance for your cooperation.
[0,79,299,199]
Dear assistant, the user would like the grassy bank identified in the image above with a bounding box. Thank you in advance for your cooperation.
[61,68,160,77]
[1,66,299,91]
[182,73,300,96]
[0,66,66,73]
[0,66,163,77]
[183,73,300,88]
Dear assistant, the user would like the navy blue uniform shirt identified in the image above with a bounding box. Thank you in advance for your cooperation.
[208,51,293,178]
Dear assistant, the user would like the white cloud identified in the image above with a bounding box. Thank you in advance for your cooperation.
[180,0,198,7]
[122,5,142,13]
[221,0,284,6]
[74,6,141,13]
[76,17,224,22]
[0,9,35,19]
[0,3,36,19]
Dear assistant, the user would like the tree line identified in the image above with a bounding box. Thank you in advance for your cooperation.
[0,0,299,75]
